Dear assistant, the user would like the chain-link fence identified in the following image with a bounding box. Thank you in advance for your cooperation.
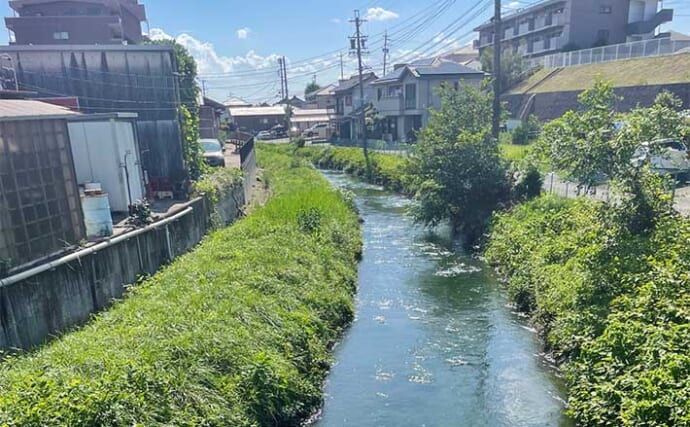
[531,38,690,70]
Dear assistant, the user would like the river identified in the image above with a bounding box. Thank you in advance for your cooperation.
[314,171,572,427]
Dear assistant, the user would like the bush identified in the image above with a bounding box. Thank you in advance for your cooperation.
[0,148,361,426]
[486,195,690,426]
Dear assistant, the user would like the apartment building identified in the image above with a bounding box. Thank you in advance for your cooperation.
[6,0,147,45]
[474,0,673,58]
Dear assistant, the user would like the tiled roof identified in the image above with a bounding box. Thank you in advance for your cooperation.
[373,58,485,85]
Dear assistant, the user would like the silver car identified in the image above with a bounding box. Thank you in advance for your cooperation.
[632,139,690,176]
[200,139,226,168]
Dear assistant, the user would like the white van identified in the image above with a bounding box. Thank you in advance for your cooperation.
[302,123,334,140]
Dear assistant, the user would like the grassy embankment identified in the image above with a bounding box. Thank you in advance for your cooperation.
[0,149,361,426]
[486,195,690,426]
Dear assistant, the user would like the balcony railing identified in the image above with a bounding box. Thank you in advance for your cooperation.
[531,37,690,69]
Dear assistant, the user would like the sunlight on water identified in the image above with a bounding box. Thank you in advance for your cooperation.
[314,171,572,427]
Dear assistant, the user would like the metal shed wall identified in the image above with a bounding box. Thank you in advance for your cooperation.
[0,118,85,266]
[0,45,185,181]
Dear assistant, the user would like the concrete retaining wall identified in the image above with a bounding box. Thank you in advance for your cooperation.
[504,82,690,122]
[0,183,245,352]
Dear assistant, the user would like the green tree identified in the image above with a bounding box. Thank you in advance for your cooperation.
[305,81,321,98]
[147,39,207,180]
[480,47,529,91]
[538,82,689,233]
[407,83,512,246]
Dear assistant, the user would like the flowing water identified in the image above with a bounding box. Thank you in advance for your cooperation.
[314,171,572,427]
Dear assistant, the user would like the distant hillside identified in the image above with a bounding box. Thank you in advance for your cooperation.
[510,53,690,95]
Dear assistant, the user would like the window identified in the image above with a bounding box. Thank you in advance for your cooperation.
[597,29,610,41]
[52,32,69,40]
[600,5,612,14]
[86,6,102,15]
[387,85,402,97]
[345,95,352,106]
[64,7,78,15]
[453,81,460,91]
[377,88,383,101]
[405,83,416,109]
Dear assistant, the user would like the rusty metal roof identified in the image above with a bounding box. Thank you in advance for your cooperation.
[0,99,79,120]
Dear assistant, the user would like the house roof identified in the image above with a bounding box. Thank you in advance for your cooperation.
[203,96,226,110]
[0,99,79,121]
[291,108,334,123]
[372,58,485,85]
[229,106,285,117]
[334,73,378,94]
[223,97,252,107]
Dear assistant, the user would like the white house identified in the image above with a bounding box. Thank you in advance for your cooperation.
[371,58,487,142]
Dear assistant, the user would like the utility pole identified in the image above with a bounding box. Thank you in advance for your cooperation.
[278,58,285,100]
[282,56,289,101]
[382,30,390,76]
[339,52,344,80]
[280,55,291,132]
[492,0,502,139]
[201,79,207,98]
[350,9,370,167]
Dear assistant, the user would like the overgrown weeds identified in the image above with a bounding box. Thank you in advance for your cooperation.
[0,148,361,426]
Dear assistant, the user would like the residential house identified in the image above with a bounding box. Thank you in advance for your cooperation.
[199,96,227,139]
[371,58,486,142]
[474,0,673,59]
[333,72,378,140]
[229,105,286,134]
[305,84,336,110]
[6,0,147,45]
[276,95,307,109]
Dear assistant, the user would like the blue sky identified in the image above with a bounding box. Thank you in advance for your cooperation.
[2,0,690,102]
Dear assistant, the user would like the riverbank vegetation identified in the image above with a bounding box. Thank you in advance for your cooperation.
[286,144,410,194]
[0,149,361,426]
[487,82,690,426]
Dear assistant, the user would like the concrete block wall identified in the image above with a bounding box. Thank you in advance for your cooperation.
[504,82,690,122]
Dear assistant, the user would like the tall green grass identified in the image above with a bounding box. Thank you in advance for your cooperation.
[0,149,361,426]
[265,144,411,194]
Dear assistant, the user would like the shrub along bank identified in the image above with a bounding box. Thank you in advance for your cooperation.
[0,149,361,426]
[486,195,690,426]
[288,145,410,194]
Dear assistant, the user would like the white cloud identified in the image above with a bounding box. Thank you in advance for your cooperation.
[331,18,341,24]
[364,7,399,22]
[236,27,251,40]
[146,28,354,103]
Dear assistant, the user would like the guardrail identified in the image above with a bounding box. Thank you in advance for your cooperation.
[531,38,690,69]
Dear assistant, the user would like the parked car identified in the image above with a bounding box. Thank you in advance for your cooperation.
[200,139,225,167]
[256,130,273,140]
[302,123,334,140]
[271,125,288,139]
[632,139,690,176]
